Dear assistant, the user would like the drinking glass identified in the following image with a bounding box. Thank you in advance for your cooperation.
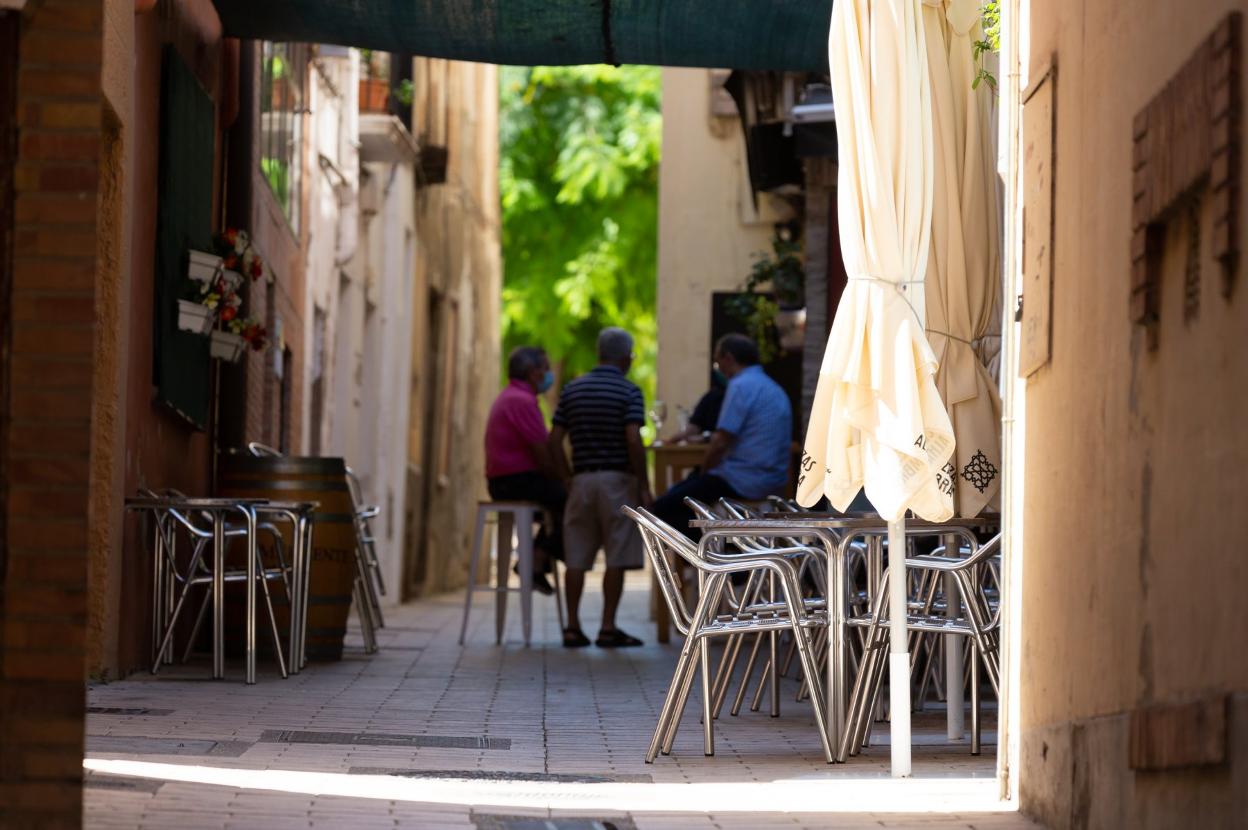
[648,400,668,437]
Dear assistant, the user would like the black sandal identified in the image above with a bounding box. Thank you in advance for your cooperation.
[562,627,591,648]
[595,628,644,648]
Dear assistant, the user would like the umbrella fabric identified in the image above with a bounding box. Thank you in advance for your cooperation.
[922,0,1003,518]
[797,0,955,523]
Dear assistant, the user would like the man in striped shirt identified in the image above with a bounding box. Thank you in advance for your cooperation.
[549,328,653,648]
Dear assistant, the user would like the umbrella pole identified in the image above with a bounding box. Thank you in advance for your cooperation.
[889,518,912,777]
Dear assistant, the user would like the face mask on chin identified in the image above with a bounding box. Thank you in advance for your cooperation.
[537,369,554,394]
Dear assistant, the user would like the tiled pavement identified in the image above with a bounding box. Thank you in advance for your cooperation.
[85,572,1037,829]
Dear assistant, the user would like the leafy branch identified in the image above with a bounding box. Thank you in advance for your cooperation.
[972,1,1001,92]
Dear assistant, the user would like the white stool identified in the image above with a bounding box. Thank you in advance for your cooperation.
[458,501,565,646]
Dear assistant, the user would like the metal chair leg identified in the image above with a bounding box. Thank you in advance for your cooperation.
[517,507,534,647]
[971,646,982,756]
[458,506,487,645]
[495,513,513,645]
[700,637,714,755]
[731,633,764,716]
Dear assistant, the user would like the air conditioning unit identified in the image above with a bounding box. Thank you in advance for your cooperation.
[789,83,835,123]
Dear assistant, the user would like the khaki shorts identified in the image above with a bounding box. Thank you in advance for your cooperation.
[563,471,644,570]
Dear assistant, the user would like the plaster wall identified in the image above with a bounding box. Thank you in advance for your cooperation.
[354,152,416,603]
[656,67,792,422]
[1019,0,1248,825]
[303,52,353,458]
[109,0,221,678]
[404,58,501,597]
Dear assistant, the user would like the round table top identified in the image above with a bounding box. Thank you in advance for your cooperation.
[124,496,269,509]
[690,514,999,531]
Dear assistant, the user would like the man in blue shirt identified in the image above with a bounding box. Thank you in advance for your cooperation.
[650,334,793,538]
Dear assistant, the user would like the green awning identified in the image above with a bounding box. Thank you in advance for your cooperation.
[212,1,833,71]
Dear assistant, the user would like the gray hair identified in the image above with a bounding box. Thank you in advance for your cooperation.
[507,346,547,379]
[714,333,760,366]
[597,327,634,363]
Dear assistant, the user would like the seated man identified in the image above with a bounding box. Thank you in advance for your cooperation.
[650,334,792,538]
[665,367,727,444]
[484,346,565,595]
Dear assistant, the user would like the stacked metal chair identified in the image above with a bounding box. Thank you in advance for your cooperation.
[624,505,835,763]
[247,442,385,653]
[841,532,1003,757]
[139,488,292,677]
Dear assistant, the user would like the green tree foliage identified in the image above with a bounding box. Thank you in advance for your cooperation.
[499,65,661,405]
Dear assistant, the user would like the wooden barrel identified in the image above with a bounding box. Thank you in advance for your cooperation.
[217,454,358,661]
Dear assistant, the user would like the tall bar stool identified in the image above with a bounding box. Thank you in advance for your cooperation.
[458,501,565,646]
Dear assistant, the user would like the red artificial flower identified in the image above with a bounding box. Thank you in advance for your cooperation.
[222,229,239,247]
[249,257,264,280]
[220,305,238,323]
[245,325,268,350]
[223,254,239,270]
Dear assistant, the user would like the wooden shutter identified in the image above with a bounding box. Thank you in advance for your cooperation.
[153,47,214,427]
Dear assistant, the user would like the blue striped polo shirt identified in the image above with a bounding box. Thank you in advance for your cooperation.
[553,365,645,474]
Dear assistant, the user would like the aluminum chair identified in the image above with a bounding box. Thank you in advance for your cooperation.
[344,466,387,630]
[139,489,291,678]
[715,496,860,704]
[246,442,384,652]
[842,532,1002,758]
[685,496,828,720]
[624,505,834,763]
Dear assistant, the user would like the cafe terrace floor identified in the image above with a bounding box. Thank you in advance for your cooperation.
[83,571,1034,830]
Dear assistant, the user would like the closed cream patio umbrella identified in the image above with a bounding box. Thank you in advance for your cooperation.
[922,0,1003,744]
[798,0,952,777]
[923,0,1002,521]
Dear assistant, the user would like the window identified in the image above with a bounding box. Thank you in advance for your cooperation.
[259,42,308,231]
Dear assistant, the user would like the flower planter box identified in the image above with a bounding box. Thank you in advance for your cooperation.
[177,299,215,335]
[210,330,246,363]
[187,250,223,285]
[359,78,390,113]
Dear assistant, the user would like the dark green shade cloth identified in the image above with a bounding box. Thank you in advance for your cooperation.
[211,1,833,71]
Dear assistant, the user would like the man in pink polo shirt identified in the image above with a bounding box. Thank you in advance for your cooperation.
[484,346,565,595]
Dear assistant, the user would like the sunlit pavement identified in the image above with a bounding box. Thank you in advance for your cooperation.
[85,571,1035,829]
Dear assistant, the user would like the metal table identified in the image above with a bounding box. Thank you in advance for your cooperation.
[250,500,318,673]
[689,514,998,760]
[126,497,267,684]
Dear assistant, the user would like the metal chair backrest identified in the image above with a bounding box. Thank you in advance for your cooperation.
[622,505,701,636]
[767,495,802,513]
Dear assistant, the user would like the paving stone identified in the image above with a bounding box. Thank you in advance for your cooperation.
[86,572,1034,829]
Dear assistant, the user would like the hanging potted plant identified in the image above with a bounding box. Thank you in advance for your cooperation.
[177,275,222,335]
[213,316,269,362]
[187,249,223,285]
[208,287,246,361]
[727,235,806,363]
[214,228,269,290]
[179,229,271,339]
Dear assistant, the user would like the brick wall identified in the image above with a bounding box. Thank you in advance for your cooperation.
[0,0,105,825]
